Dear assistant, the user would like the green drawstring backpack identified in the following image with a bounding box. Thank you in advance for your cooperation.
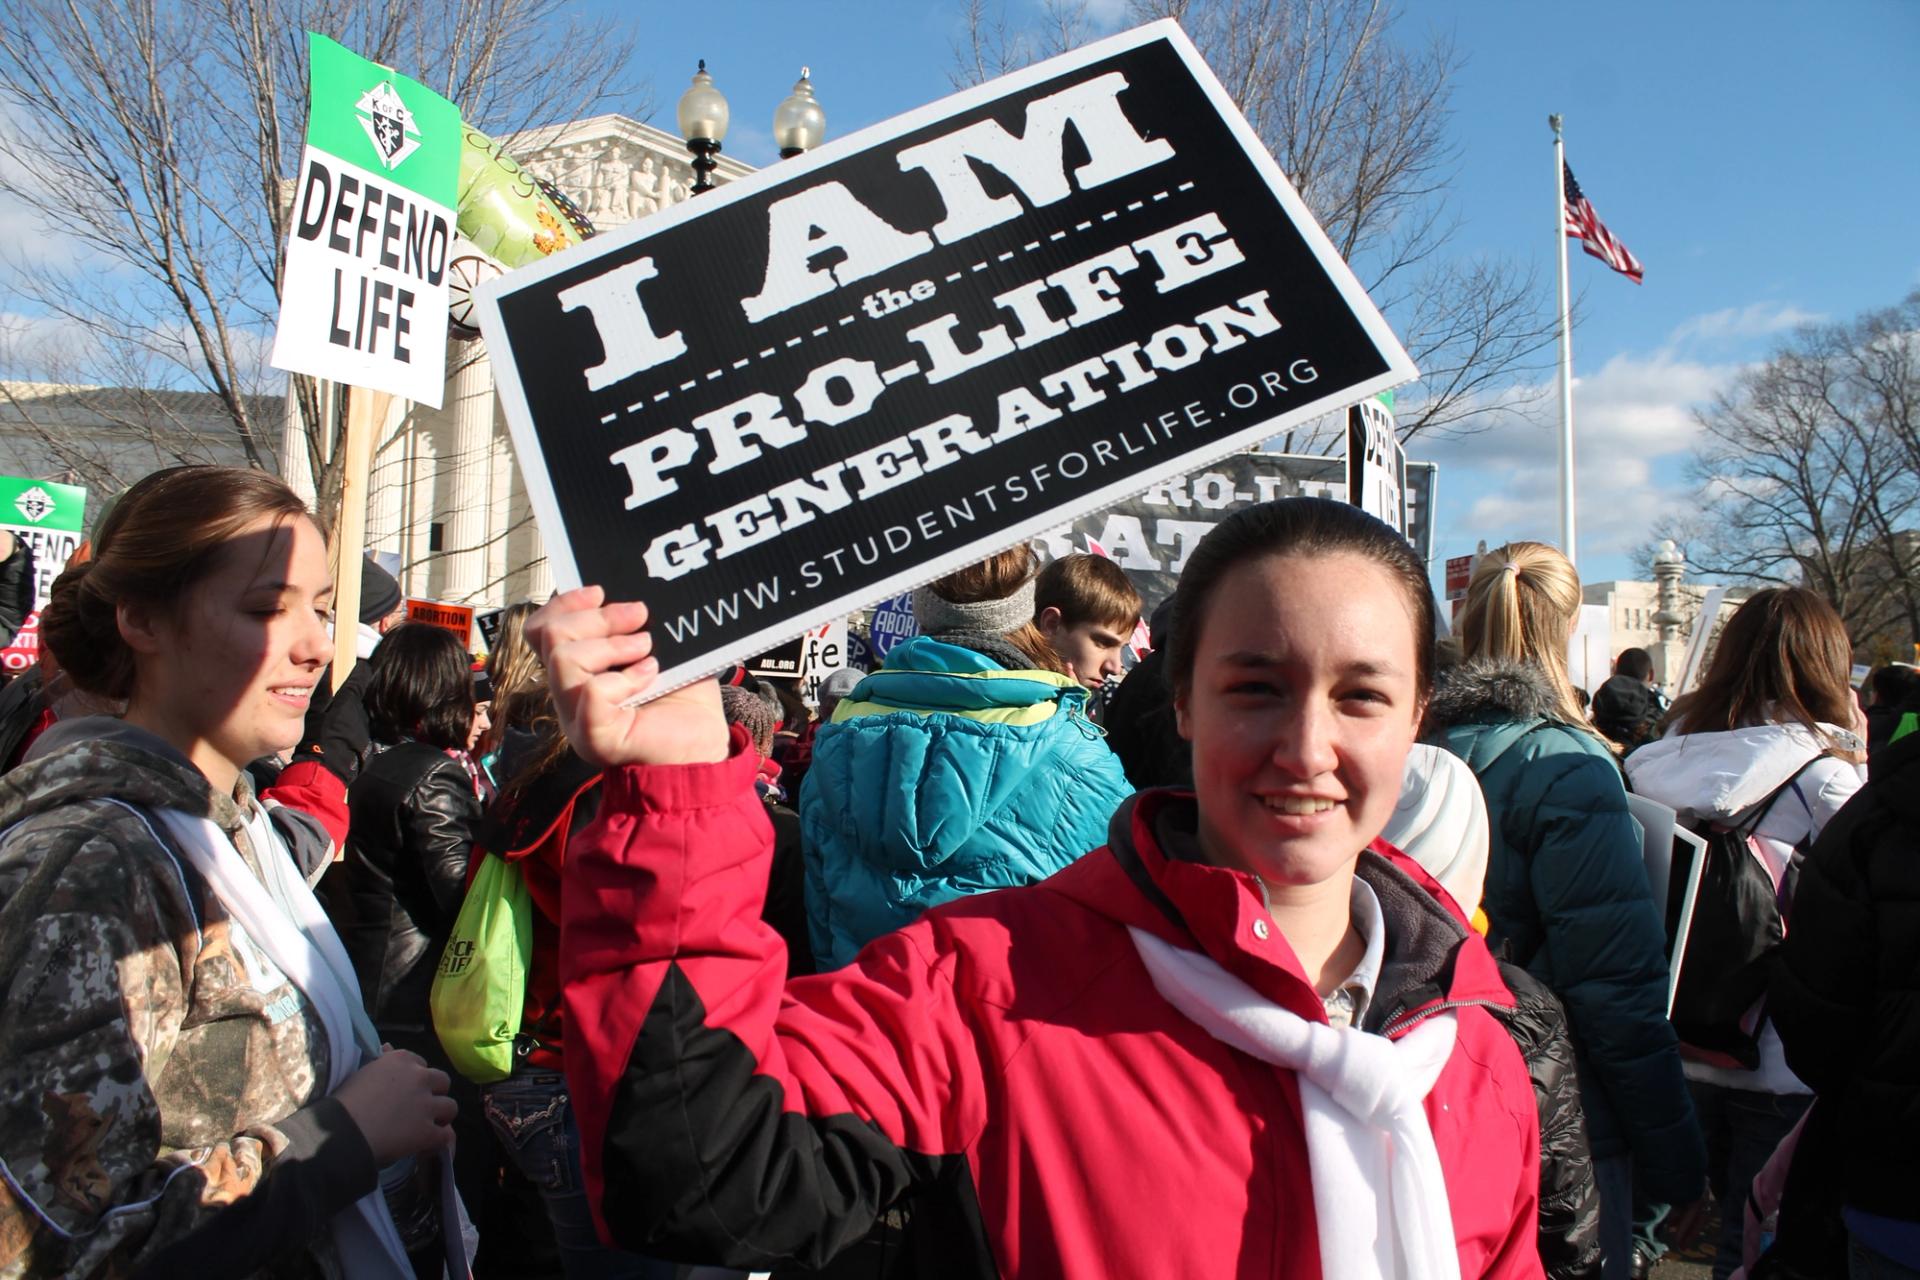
[430,852,532,1083]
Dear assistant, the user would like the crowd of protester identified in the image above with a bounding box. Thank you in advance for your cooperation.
[0,463,1914,1280]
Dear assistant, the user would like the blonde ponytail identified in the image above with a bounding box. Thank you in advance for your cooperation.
[1459,541,1603,739]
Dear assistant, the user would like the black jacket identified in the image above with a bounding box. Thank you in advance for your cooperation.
[0,665,45,772]
[1493,960,1603,1280]
[328,741,480,1030]
[0,535,35,650]
[1771,697,1920,1224]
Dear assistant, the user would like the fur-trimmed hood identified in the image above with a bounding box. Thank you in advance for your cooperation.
[1426,657,1563,732]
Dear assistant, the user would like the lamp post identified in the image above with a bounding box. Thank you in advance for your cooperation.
[773,67,827,159]
[677,60,729,193]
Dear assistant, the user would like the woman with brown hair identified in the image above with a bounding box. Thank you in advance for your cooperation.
[1625,587,1865,1280]
[799,544,1130,969]
[1426,540,1703,1280]
[0,466,454,1278]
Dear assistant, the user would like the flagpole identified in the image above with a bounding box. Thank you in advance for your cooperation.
[1550,113,1576,568]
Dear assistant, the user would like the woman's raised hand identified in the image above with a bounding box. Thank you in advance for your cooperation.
[525,586,729,769]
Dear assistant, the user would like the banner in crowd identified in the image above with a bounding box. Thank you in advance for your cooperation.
[474,607,506,654]
[1347,397,1407,536]
[270,33,461,406]
[476,21,1416,695]
[746,618,849,705]
[1032,451,1436,617]
[1444,553,1474,602]
[867,593,920,660]
[0,477,87,674]
[405,597,475,649]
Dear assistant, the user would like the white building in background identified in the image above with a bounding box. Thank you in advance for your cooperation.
[1582,578,1751,656]
[279,114,754,610]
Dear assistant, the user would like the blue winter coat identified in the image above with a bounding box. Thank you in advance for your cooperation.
[1427,658,1705,1205]
[799,635,1132,970]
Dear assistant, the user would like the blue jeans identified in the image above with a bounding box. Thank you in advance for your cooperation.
[482,1070,678,1280]
[1853,1235,1920,1280]
[1690,1082,1812,1280]
[1595,1153,1634,1280]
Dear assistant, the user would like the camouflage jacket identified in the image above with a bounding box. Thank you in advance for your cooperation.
[0,719,375,1279]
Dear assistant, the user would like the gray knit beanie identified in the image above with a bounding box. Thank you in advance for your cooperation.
[720,685,778,757]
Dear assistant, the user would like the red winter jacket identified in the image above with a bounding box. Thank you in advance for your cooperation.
[562,730,1544,1279]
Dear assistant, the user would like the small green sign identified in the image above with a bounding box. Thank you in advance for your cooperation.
[303,32,460,204]
[0,477,86,533]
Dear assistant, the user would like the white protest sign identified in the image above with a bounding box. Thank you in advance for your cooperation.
[1566,603,1613,699]
[796,618,850,705]
[270,34,461,407]
[1347,397,1407,536]
[477,21,1417,697]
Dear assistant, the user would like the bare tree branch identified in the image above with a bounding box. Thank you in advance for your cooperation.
[948,0,1557,445]
[0,0,648,526]
[1655,293,1920,661]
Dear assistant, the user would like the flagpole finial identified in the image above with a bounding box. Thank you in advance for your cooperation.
[1549,113,1564,136]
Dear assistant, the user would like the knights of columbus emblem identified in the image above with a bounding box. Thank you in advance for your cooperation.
[12,486,54,524]
[354,80,420,170]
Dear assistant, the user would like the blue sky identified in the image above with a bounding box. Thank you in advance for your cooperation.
[584,0,1920,589]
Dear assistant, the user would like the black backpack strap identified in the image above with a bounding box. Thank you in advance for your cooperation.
[1733,753,1830,838]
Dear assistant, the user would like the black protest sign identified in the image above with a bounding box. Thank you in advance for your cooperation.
[1032,451,1437,618]
[478,21,1415,695]
[475,607,506,653]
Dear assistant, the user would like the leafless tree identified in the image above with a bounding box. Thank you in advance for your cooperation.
[951,0,1557,448]
[0,0,646,526]
[1655,293,1920,661]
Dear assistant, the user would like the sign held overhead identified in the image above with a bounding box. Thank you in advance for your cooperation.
[271,34,461,407]
[478,21,1416,696]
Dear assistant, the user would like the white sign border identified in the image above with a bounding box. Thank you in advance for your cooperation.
[477,19,1419,697]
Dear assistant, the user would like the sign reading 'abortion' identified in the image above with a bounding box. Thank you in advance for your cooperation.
[478,21,1416,695]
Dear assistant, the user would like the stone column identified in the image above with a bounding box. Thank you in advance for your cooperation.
[438,338,494,604]
[485,406,514,609]
[1649,539,1687,695]
[403,404,439,600]
[526,527,554,601]
[365,396,408,565]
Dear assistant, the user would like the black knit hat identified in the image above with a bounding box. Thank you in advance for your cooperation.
[358,557,403,626]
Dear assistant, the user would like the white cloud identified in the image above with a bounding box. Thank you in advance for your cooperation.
[1422,345,1747,565]
[1080,0,1132,30]
[1666,302,1822,348]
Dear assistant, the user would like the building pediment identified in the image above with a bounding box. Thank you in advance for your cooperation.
[509,113,755,233]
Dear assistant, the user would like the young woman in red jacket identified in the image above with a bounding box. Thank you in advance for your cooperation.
[532,498,1546,1280]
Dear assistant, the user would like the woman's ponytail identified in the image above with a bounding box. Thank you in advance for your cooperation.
[1459,541,1600,739]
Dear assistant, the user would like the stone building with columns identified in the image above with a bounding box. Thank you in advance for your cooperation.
[1582,541,1753,694]
[279,114,753,612]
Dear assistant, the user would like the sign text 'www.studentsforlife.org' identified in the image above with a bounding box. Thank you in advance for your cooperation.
[477,21,1416,696]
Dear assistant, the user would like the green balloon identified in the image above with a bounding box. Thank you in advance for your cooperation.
[456,126,592,269]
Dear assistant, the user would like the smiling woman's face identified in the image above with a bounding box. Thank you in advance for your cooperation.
[132,514,335,785]
[1175,551,1425,889]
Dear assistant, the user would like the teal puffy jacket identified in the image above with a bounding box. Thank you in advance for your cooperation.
[799,636,1131,970]
[1427,658,1705,1204]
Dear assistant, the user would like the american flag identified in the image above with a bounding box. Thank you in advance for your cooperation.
[1562,163,1643,284]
